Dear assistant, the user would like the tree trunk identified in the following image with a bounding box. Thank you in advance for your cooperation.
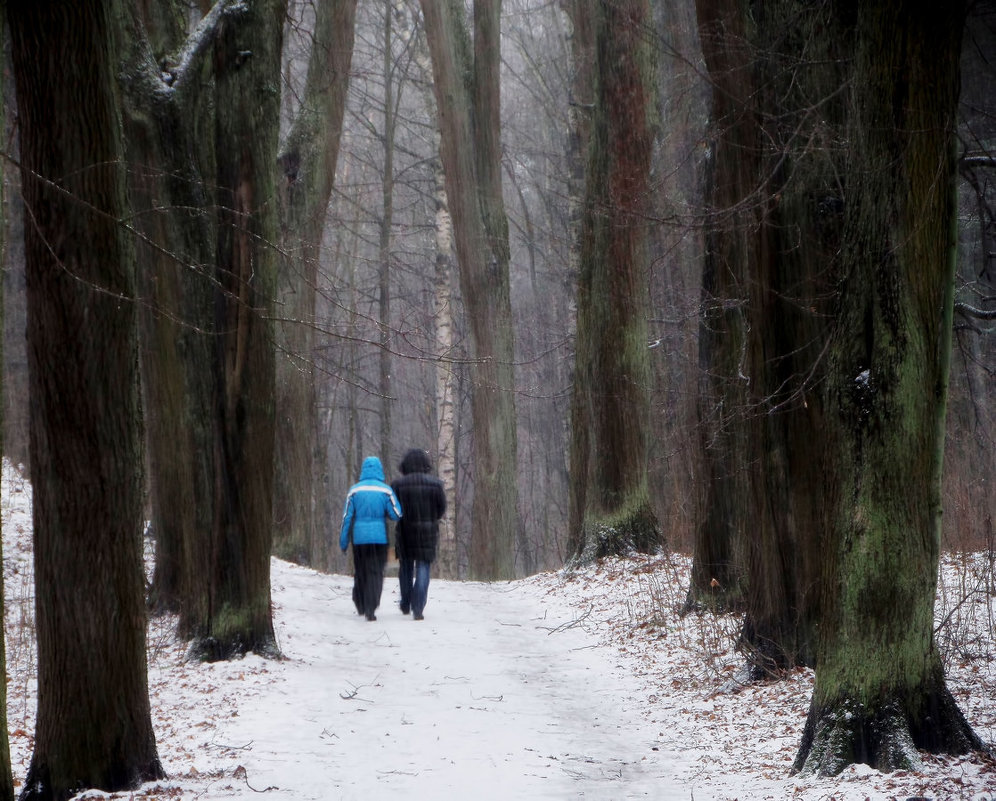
[274,0,357,567]
[687,0,839,676]
[419,0,519,580]
[378,1,396,469]
[683,0,755,610]
[736,0,847,673]
[0,49,12,801]
[186,0,286,660]
[562,0,594,561]
[794,1,983,775]
[566,0,663,563]
[8,1,164,795]
[432,147,459,578]
[121,0,218,620]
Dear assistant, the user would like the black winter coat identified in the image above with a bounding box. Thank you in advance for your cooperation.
[391,449,447,563]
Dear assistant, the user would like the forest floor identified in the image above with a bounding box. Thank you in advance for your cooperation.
[3,461,995,799]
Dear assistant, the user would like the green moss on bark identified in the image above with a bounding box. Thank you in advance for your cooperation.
[571,499,662,566]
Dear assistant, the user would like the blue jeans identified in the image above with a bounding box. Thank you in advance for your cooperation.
[398,558,431,617]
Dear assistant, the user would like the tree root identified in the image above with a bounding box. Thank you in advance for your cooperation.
[793,687,986,776]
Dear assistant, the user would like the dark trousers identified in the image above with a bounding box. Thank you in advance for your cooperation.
[398,558,432,617]
[352,544,388,617]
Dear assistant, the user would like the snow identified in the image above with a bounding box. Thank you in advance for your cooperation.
[3,461,995,800]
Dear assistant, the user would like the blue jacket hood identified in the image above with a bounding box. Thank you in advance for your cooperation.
[359,456,386,482]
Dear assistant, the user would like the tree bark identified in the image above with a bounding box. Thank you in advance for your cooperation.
[432,143,459,578]
[8,1,164,795]
[121,0,218,621]
[186,0,286,660]
[566,0,663,563]
[0,49,11,801]
[274,0,357,567]
[794,1,983,775]
[378,1,396,469]
[688,0,841,676]
[736,0,847,673]
[685,0,754,609]
[419,0,519,580]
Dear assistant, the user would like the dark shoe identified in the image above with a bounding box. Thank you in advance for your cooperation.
[413,613,424,621]
[400,604,410,615]
[366,613,377,621]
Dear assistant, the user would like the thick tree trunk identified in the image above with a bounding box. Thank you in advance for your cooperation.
[688,0,838,675]
[735,0,847,672]
[794,1,982,775]
[562,0,594,561]
[420,0,519,580]
[567,0,662,563]
[121,0,218,620]
[274,0,357,567]
[186,0,286,660]
[684,0,754,606]
[8,1,164,795]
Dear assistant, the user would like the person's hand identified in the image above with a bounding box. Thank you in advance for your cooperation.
[341,546,347,554]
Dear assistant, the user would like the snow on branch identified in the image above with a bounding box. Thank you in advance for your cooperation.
[960,153,996,171]
[164,0,236,93]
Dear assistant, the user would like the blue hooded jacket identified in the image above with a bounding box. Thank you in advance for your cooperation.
[339,456,402,551]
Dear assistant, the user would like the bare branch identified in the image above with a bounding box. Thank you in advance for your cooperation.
[954,301,996,321]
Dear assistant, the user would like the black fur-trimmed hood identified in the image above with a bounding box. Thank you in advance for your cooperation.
[398,448,432,475]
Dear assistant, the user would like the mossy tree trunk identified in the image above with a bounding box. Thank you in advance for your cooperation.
[794,1,983,775]
[186,0,286,660]
[8,0,165,795]
[566,0,662,564]
[274,0,357,567]
[419,0,519,580]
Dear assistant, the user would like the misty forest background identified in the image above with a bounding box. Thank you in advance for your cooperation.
[5,1,993,574]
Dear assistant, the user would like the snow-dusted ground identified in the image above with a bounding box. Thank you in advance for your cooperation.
[3,461,995,799]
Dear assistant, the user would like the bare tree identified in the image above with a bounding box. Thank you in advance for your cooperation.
[8,0,164,794]
[419,0,519,579]
[0,49,12,801]
[189,0,287,659]
[794,1,983,774]
[684,0,755,609]
[274,0,358,566]
[737,0,846,674]
[565,0,663,562]
[122,0,218,621]
[121,0,284,659]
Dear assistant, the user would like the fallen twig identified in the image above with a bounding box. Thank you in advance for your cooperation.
[233,765,277,793]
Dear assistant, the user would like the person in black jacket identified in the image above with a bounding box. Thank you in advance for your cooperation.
[391,449,447,620]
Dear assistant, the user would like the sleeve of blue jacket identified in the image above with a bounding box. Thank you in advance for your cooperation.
[387,489,402,522]
[339,495,355,552]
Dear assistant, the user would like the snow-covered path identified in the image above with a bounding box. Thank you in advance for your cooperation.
[190,563,692,800]
[9,465,993,800]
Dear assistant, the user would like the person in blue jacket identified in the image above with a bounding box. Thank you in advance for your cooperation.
[339,456,402,621]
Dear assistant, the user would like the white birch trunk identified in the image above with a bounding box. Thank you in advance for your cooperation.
[433,156,459,577]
